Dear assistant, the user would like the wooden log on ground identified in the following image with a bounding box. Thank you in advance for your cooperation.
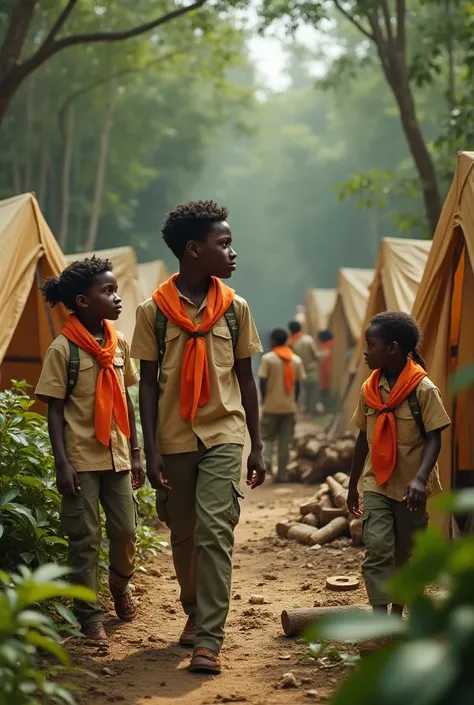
[333,472,350,489]
[313,493,332,523]
[320,506,348,526]
[350,518,363,546]
[310,516,348,545]
[287,523,320,545]
[276,521,296,539]
[300,485,329,516]
[299,438,322,460]
[281,605,371,637]
[316,483,330,499]
[302,512,318,527]
[327,475,348,510]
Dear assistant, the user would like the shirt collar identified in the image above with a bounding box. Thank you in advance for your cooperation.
[379,373,391,393]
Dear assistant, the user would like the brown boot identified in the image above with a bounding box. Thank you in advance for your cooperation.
[179,614,196,647]
[82,622,109,647]
[109,583,137,622]
[189,648,221,674]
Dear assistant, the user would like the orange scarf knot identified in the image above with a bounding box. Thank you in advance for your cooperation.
[364,358,426,486]
[62,314,130,447]
[152,275,235,422]
[273,346,295,395]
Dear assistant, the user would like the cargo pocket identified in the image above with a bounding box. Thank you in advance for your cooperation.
[361,510,370,547]
[230,481,244,528]
[132,493,139,528]
[60,497,85,539]
[156,490,170,527]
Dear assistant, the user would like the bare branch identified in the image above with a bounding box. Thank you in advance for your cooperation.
[0,0,36,82]
[16,0,208,83]
[380,0,394,45]
[332,0,375,42]
[41,0,78,48]
[396,0,406,51]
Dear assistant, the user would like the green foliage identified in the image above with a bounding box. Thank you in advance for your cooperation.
[307,491,474,705]
[0,563,95,705]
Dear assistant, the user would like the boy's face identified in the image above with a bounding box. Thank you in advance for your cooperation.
[364,324,393,370]
[190,222,237,279]
[76,271,122,321]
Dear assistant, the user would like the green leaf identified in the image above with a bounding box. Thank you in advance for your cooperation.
[307,611,406,644]
[5,503,37,526]
[53,601,80,628]
[408,596,441,639]
[436,489,474,514]
[25,582,97,605]
[0,523,3,538]
[331,647,394,705]
[0,487,19,507]
[18,609,54,628]
[20,552,36,565]
[25,631,70,665]
[32,564,71,584]
[389,528,448,604]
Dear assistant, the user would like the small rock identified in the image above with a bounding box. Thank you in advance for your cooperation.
[160,682,166,687]
[249,594,265,605]
[278,654,291,661]
[263,573,277,581]
[301,677,313,685]
[280,672,298,689]
[101,667,115,677]
[257,582,264,587]
[306,690,319,699]
[149,568,162,578]
[233,594,242,600]
[257,502,265,509]
[309,544,322,550]
[301,583,311,591]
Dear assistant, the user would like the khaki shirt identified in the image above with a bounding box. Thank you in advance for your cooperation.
[36,333,139,472]
[352,375,451,501]
[258,351,306,414]
[291,334,320,377]
[130,293,262,454]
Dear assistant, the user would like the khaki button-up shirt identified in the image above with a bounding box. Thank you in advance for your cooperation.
[130,293,262,455]
[352,375,451,501]
[291,334,320,377]
[36,333,139,472]
[258,351,306,414]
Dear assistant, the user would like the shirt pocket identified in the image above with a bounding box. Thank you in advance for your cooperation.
[211,326,233,367]
[75,357,96,396]
[162,325,182,371]
[394,405,420,446]
[365,407,377,442]
[113,350,125,391]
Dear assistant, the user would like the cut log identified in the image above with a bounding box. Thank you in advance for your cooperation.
[281,605,371,637]
[313,494,332,523]
[320,506,348,526]
[287,523,320,545]
[301,512,318,527]
[276,521,296,539]
[310,516,348,545]
[350,518,363,546]
[333,472,350,489]
[315,483,330,499]
[327,476,348,510]
[299,438,322,460]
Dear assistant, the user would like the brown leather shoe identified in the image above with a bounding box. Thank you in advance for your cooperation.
[82,622,109,646]
[109,584,137,622]
[189,647,221,674]
[179,614,196,647]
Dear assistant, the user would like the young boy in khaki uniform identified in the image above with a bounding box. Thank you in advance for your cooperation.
[348,312,450,618]
[258,328,306,482]
[36,257,144,645]
[288,320,320,417]
[131,201,264,674]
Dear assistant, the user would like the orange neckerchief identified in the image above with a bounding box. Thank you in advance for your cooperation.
[364,358,426,486]
[288,331,304,347]
[62,315,130,446]
[152,275,235,421]
[273,346,295,395]
[320,339,333,391]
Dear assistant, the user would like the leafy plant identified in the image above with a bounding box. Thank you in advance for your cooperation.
[308,491,474,705]
[0,563,95,705]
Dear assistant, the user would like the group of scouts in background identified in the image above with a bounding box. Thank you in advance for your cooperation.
[35,198,451,677]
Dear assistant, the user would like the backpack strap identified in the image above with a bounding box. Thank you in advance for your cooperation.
[66,340,80,399]
[155,306,168,370]
[224,301,239,348]
[407,389,426,437]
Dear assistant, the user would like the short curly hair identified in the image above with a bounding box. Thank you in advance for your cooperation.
[370,311,426,370]
[41,256,113,311]
[161,200,229,259]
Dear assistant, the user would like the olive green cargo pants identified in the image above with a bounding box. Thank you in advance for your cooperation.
[362,491,428,606]
[157,443,243,653]
[261,413,295,481]
[60,470,137,626]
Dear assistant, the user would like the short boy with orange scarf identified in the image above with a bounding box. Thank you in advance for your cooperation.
[131,201,264,674]
[36,257,144,646]
[258,328,306,483]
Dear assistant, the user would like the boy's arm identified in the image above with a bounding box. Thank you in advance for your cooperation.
[48,398,81,497]
[139,361,170,491]
[235,357,265,489]
[259,378,267,403]
[126,390,145,490]
[295,359,305,402]
[347,386,369,516]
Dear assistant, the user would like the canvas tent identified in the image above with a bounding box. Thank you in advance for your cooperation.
[412,151,474,511]
[329,268,374,398]
[0,193,67,394]
[305,288,337,338]
[330,237,432,439]
[138,259,170,298]
[65,246,143,343]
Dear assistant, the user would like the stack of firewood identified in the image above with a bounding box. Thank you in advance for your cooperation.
[285,430,356,484]
[276,472,363,547]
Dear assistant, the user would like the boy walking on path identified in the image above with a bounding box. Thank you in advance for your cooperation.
[36,257,144,646]
[258,328,306,482]
[131,201,264,674]
[288,320,320,417]
[347,312,450,618]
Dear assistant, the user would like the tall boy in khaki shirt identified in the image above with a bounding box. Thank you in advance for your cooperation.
[131,201,264,674]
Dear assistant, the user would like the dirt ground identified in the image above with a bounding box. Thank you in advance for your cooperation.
[72,455,365,705]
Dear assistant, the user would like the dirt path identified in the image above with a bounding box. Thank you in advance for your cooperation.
[74,469,365,705]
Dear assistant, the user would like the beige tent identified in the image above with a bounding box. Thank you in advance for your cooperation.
[331,237,432,439]
[412,151,474,511]
[329,268,374,398]
[0,193,68,395]
[65,246,143,343]
[138,259,170,298]
[305,288,337,338]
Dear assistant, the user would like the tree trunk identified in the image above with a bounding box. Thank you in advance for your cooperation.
[85,78,118,251]
[445,0,455,110]
[12,158,22,194]
[59,104,75,250]
[24,78,35,191]
[38,126,51,207]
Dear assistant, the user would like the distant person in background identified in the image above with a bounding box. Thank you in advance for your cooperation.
[288,320,320,418]
[259,328,306,482]
[318,329,334,411]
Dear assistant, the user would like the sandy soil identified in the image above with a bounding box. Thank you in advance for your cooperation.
[72,463,365,705]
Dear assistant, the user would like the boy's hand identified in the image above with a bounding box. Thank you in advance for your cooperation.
[404,476,427,511]
[56,462,81,497]
[146,453,171,491]
[246,448,266,489]
[347,485,362,517]
[131,451,145,490]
